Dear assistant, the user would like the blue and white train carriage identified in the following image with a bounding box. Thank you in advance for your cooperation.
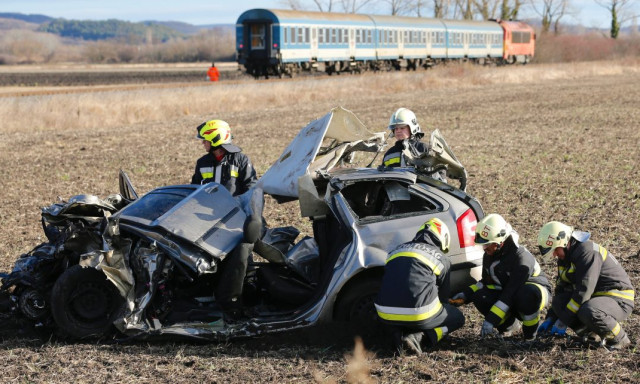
[236,9,516,77]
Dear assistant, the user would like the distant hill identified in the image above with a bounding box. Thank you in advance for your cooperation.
[144,20,206,35]
[0,12,53,24]
[38,18,185,42]
[0,12,233,40]
[0,17,40,31]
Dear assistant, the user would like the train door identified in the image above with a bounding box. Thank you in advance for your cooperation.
[247,22,271,63]
[464,32,469,57]
[311,27,318,59]
[349,28,355,57]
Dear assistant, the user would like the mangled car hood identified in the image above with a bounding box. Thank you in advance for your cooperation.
[257,106,385,199]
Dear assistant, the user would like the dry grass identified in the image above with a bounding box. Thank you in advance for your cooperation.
[0,60,639,382]
[1,60,639,134]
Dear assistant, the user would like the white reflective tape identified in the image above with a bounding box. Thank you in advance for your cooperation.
[215,165,222,184]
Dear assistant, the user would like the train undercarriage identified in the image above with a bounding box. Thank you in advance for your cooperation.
[242,55,511,79]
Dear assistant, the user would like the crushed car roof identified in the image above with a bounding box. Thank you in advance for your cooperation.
[257,107,386,199]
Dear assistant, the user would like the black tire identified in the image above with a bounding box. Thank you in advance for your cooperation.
[334,278,382,337]
[50,265,124,339]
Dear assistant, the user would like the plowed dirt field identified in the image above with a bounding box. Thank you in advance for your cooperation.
[0,62,638,383]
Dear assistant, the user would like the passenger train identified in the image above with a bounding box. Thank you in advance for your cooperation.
[236,9,535,78]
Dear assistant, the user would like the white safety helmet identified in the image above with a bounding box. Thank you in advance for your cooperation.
[475,213,511,245]
[388,108,423,139]
[537,221,574,260]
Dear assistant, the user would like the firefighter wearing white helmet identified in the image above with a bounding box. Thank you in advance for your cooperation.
[191,119,257,196]
[536,221,634,350]
[375,218,465,355]
[451,214,551,342]
[381,108,446,182]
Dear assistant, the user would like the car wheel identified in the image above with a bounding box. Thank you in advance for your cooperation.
[334,278,381,337]
[50,265,124,339]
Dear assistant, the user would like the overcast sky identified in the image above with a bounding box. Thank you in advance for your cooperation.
[1,0,636,30]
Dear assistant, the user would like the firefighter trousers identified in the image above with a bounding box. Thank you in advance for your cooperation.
[471,284,549,339]
[389,303,465,347]
[552,291,633,342]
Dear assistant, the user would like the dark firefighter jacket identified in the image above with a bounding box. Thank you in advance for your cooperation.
[554,232,635,327]
[375,236,451,326]
[382,138,446,181]
[462,236,552,326]
[191,149,257,196]
[382,139,428,167]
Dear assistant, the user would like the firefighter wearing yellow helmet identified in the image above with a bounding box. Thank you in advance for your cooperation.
[192,119,259,318]
[375,218,465,355]
[536,221,634,350]
[381,108,446,182]
[192,119,257,196]
[451,213,551,342]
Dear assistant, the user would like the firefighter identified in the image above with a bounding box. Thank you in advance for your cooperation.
[192,119,259,319]
[192,119,258,196]
[451,214,551,341]
[375,218,465,355]
[536,221,634,350]
[381,108,446,181]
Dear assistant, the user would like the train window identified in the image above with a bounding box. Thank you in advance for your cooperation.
[250,24,265,49]
[512,31,530,43]
[283,27,288,45]
[297,27,305,44]
[331,28,337,44]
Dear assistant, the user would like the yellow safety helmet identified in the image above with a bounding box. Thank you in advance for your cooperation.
[537,221,573,260]
[388,108,423,139]
[475,213,510,245]
[196,119,232,147]
[418,218,450,253]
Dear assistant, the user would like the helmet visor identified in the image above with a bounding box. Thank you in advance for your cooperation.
[538,245,552,258]
[474,232,490,245]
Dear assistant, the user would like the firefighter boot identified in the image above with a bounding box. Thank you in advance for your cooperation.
[402,332,423,355]
[607,333,631,350]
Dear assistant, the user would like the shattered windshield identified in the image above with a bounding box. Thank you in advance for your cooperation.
[119,188,194,221]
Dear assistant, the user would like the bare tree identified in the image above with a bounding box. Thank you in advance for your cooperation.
[279,0,337,11]
[380,0,415,14]
[528,0,569,33]
[500,0,523,19]
[595,0,636,38]
[431,0,450,17]
[279,0,307,10]
[339,0,378,12]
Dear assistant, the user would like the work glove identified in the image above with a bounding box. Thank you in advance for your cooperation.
[481,320,498,338]
[448,292,467,307]
[550,319,568,337]
[538,317,556,334]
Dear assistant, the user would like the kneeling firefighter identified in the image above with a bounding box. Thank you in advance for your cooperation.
[451,214,552,341]
[537,221,634,350]
[375,218,465,354]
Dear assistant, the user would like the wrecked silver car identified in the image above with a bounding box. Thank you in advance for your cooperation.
[0,107,484,340]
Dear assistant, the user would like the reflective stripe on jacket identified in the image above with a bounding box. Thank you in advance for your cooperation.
[191,150,257,196]
[557,238,635,326]
[463,236,552,326]
[375,241,451,326]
